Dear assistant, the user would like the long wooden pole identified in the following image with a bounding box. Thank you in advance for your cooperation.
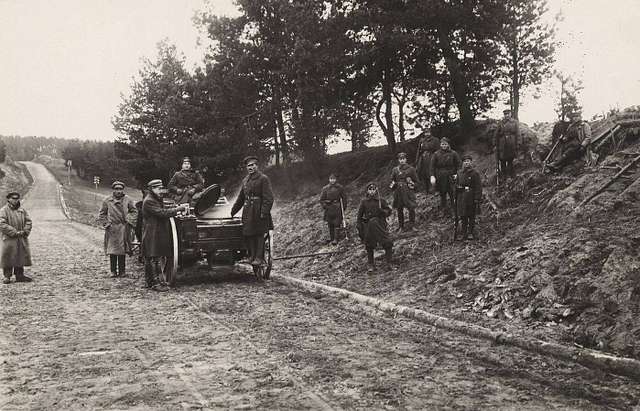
[576,153,640,209]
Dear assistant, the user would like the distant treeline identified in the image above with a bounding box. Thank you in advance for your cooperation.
[0,135,137,186]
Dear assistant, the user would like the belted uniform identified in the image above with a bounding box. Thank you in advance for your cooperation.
[357,195,393,267]
[430,148,461,213]
[390,164,418,229]
[168,169,205,204]
[454,167,482,239]
[494,118,520,178]
[416,135,440,192]
[319,183,347,242]
[231,171,274,265]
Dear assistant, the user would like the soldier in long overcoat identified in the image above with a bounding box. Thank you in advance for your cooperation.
[231,156,274,267]
[494,109,520,179]
[429,138,461,216]
[319,174,347,244]
[0,192,33,284]
[454,154,483,240]
[547,111,593,172]
[142,179,188,290]
[390,152,419,231]
[98,181,137,277]
[168,157,205,205]
[357,182,393,272]
[416,133,440,192]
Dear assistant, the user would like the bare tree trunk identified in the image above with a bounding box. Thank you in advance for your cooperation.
[376,68,397,153]
[274,93,289,165]
[273,117,280,167]
[511,46,520,120]
[437,29,475,132]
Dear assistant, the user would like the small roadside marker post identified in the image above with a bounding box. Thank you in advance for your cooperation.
[93,176,100,202]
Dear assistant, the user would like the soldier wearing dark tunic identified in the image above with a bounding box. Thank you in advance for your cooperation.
[390,152,419,231]
[168,157,205,205]
[429,138,461,216]
[142,179,188,291]
[357,182,393,272]
[494,109,520,179]
[547,112,592,172]
[231,156,274,267]
[319,174,347,245]
[1,192,32,284]
[98,181,137,278]
[454,154,483,240]
[416,133,440,193]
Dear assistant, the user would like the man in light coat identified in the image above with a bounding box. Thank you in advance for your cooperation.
[98,181,137,278]
[1,192,33,284]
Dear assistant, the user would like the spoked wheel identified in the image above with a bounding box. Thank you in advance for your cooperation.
[160,217,179,287]
[263,231,273,280]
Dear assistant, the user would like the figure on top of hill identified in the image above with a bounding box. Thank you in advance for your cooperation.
[168,157,205,205]
[1,191,33,284]
[98,181,137,278]
[429,138,461,217]
[416,132,440,193]
[319,173,347,245]
[390,152,419,231]
[357,182,393,273]
[547,111,593,173]
[454,155,482,241]
[494,109,521,180]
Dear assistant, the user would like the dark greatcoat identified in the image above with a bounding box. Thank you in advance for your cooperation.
[168,169,205,204]
[231,171,274,236]
[416,135,440,186]
[391,164,418,209]
[455,168,482,217]
[0,203,32,267]
[430,149,461,194]
[494,118,520,160]
[98,194,137,255]
[141,192,180,257]
[319,183,347,226]
[357,196,393,250]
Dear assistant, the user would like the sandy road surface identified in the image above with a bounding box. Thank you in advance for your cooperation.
[1,162,639,410]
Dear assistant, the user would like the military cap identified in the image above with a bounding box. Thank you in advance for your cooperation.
[441,137,451,145]
[329,173,337,179]
[397,152,407,159]
[111,181,125,189]
[147,179,164,189]
[182,156,192,163]
[243,155,259,165]
[366,182,378,190]
[503,108,512,114]
[462,154,473,161]
[6,191,20,199]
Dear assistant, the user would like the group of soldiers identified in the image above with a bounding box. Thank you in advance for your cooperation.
[98,155,273,291]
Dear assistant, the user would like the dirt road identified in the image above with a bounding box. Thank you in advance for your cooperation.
[1,162,639,410]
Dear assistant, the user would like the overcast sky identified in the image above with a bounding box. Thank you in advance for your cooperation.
[0,0,638,142]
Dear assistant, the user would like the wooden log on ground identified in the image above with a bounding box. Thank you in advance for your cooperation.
[576,153,640,209]
[272,273,640,381]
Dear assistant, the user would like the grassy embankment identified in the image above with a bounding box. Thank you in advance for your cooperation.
[35,155,141,226]
[0,159,34,199]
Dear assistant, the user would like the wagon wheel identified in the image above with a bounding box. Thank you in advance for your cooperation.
[161,217,179,287]
[263,231,273,280]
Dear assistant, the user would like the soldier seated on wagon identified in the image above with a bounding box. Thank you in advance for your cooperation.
[168,157,205,205]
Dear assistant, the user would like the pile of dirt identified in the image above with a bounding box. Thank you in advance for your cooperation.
[0,158,33,197]
[270,117,640,359]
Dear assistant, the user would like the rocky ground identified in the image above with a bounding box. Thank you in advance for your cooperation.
[274,123,640,360]
[3,165,640,409]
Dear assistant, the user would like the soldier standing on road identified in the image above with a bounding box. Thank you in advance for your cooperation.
[98,181,137,278]
[231,156,274,268]
[390,152,419,231]
[547,111,593,173]
[319,173,347,245]
[454,155,483,241]
[429,138,461,216]
[168,157,205,205]
[357,182,393,273]
[1,192,33,284]
[142,179,188,291]
[416,133,440,193]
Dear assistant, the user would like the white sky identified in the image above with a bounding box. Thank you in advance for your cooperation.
[0,0,638,142]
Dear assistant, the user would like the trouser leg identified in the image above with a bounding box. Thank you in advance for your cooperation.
[144,257,156,287]
[110,255,118,273]
[384,246,393,264]
[366,247,374,265]
[247,235,265,265]
[118,255,126,276]
[3,267,12,279]
[397,208,405,229]
[328,223,335,241]
[408,208,415,225]
[461,217,469,239]
[469,215,477,239]
[507,159,515,177]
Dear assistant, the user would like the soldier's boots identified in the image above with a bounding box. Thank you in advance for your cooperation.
[15,275,33,282]
[2,277,10,284]
[366,248,375,273]
[384,247,393,265]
